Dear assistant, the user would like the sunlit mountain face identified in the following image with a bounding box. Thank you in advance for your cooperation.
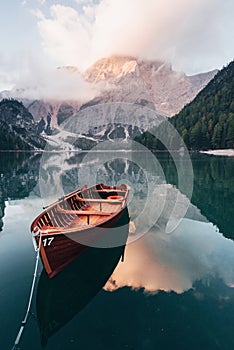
[85,55,217,116]
[0,55,217,125]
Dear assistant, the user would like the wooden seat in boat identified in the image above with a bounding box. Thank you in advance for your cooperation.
[56,205,112,216]
[75,195,123,204]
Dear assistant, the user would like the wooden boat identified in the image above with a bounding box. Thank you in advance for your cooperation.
[31,183,130,278]
[36,242,128,346]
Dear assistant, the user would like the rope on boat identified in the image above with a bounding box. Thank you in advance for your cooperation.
[11,230,42,350]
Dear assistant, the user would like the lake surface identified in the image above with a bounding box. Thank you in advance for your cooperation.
[0,151,234,350]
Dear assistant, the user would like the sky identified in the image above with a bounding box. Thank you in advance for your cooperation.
[0,0,233,94]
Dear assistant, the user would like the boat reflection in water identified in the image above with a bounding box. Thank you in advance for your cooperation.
[36,208,129,347]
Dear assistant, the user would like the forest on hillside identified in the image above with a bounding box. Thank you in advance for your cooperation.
[135,60,234,151]
[171,60,234,150]
[0,99,46,150]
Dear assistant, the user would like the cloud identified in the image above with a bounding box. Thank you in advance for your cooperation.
[34,0,234,74]
[104,219,234,294]
[1,0,233,95]
[0,51,97,101]
[36,5,92,70]
[21,0,46,6]
[75,0,92,3]
[27,75,96,101]
[0,52,23,91]
[16,66,97,101]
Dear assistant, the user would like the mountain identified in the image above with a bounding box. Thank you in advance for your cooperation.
[0,152,41,231]
[0,57,219,151]
[24,99,81,125]
[84,56,217,117]
[0,56,217,125]
[0,94,81,126]
[134,60,234,151]
[170,60,234,150]
[0,88,81,127]
[0,99,46,150]
[42,102,165,151]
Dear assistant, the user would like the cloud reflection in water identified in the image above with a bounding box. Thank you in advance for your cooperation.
[105,219,234,294]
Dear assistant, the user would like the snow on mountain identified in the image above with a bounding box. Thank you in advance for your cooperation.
[38,102,165,152]
[61,102,165,149]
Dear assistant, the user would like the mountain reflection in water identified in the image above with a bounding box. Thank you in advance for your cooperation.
[0,151,233,350]
[0,152,40,231]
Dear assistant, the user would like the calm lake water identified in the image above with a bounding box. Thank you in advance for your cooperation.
[0,151,234,350]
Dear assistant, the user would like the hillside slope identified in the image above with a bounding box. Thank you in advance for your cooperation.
[171,60,234,150]
[0,99,46,150]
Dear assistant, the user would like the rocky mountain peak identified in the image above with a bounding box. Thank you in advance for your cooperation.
[85,55,139,82]
[57,66,80,74]
[0,56,218,123]
[84,55,217,116]
[85,55,172,83]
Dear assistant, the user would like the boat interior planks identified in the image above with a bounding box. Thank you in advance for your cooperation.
[30,183,130,278]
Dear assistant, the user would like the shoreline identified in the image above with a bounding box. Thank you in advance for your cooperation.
[200,149,234,157]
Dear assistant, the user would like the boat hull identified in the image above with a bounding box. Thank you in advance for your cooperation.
[36,206,129,278]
